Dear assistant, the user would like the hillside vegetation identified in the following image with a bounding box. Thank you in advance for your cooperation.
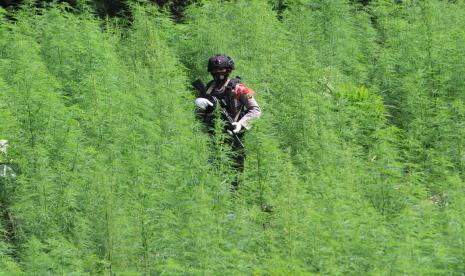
[1,0,465,274]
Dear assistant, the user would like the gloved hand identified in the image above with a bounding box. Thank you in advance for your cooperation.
[231,122,242,134]
[195,98,213,110]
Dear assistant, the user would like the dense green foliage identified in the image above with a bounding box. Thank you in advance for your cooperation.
[0,0,464,274]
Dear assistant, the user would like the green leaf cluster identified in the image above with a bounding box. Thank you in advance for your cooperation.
[0,0,464,274]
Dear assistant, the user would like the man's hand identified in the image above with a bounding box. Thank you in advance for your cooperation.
[231,122,242,134]
[195,98,213,110]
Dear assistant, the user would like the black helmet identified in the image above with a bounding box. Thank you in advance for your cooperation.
[207,55,235,73]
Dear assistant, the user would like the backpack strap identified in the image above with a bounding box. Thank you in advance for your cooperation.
[226,76,241,90]
[205,82,214,96]
[206,78,232,95]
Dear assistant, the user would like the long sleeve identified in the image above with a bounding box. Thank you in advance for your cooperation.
[237,93,261,130]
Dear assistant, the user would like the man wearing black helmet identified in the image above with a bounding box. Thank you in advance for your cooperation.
[193,54,261,190]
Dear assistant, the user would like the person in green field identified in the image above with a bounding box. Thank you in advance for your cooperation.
[193,55,261,190]
[0,140,16,178]
[0,139,17,241]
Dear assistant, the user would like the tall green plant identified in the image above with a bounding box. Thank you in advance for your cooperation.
[0,13,95,273]
[174,0,405,273]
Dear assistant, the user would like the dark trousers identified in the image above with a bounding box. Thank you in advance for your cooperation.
[200,112,245,190]
[231,133,245,191]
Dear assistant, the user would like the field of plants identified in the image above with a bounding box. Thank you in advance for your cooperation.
[1,0,465,274]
